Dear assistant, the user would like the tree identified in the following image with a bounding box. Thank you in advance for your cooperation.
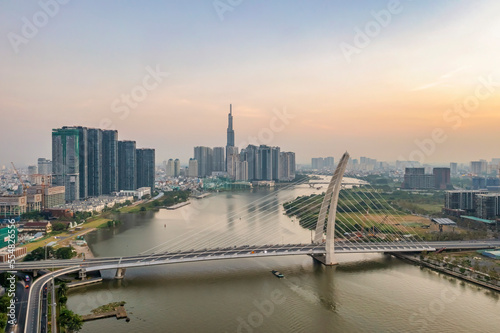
[57,282,68,306]
[55,247,76,260]
[52,222,67,232]
[59,308,83,332]
[24,246,54,261]
[0,313,7,330]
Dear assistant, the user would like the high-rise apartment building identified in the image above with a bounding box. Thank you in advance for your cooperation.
[213,147,225,172]
[194,146,213,177]
[174,158,180,177]
[102,130,118,194]
[87,128,103,197]
[188,159,198,178]
[52,127,81,201]
[118,140,137,190]
[136,148,155,192]
[37,158,52,175]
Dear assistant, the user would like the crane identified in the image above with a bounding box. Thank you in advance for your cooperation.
[11,162,28,196]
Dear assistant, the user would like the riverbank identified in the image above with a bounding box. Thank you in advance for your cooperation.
[389,252,500,293]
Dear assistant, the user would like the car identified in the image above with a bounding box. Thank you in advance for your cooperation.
[25,285,29,289]
[25,275,30,282]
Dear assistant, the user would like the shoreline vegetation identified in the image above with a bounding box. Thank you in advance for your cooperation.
[22,190,190,258]
[283,189,490,242]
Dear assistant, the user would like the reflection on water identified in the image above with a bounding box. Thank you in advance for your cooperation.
[69,188,499,333]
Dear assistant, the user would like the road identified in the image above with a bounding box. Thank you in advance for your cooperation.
[3,239,499,332]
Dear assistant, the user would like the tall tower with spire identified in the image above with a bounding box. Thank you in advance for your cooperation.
[226,104,237,175]
[227,104,235,147]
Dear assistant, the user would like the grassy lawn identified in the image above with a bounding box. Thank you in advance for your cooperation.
[22,217,111,253]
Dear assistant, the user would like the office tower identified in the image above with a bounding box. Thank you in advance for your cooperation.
[226,104,235,172]
[258,145,273,181]
[194,146,213,177]
[28,165,38,175]
[87,128,103,197]
[52,127,80,201]
[174,159,180,177]
[136,148,155,192]
[450,162,458,176]
[188,159,198,178]
[102,130,118,194]
[227,104,235,147]
[37,158,52,175]
[433,167,451,190]
[118,141,137,190]
[213,147,225,172]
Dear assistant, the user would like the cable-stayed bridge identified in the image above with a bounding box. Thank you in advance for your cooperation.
[3,152,500,332]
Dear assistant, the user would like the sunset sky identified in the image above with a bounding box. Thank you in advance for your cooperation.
[1,0,500,167]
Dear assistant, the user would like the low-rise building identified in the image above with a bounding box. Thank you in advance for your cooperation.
[23,221,52,233]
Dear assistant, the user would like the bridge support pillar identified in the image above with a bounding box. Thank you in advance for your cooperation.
[33,269,38,277]
[79,269,87,280]
[313,152,349,266]
[115,268,126,279]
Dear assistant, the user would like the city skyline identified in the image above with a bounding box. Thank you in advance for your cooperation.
[2,1,500,166]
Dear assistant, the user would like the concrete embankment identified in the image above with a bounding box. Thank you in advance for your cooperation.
[389,252,500,293]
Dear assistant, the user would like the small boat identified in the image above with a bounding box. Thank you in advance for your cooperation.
[271,270,284,278]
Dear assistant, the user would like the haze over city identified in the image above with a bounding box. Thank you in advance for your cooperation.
[2,0,500,166]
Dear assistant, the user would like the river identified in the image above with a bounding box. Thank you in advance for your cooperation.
[66,184,499,333]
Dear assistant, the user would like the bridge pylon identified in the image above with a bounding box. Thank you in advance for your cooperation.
[313,152,350,266]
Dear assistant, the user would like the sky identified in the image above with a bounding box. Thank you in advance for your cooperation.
[1,0,500,167]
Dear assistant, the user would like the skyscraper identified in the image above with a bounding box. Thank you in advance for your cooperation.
[194,146,213,177]
[61,126,88,199]
[52,127,80,201]
[226,104,235,172]
[258,145,273,181]
[118,141,137,190]
[102,130,118,194]
[87,128,103,197]
[213,147,225,172]
[227,104,235,147]
[188,158,198,178]
[174,158,180,177]
[136,148,155,192]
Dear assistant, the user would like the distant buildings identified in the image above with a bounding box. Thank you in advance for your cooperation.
[191,105,296,181]
[433,168,451,190]
[37,158,52,175]
[402,167,452,190]
[188,158,198,178]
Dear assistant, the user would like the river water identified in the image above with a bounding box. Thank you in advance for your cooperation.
[67,184,499,333]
